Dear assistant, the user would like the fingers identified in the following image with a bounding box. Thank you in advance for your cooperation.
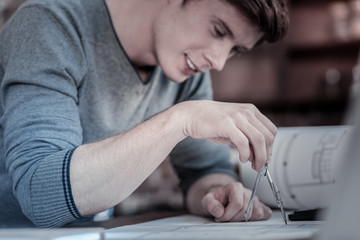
[221,185,271,222]
[203,183,272,222]
[240,124,267,171]
[226,123,267,170]
[227,127,251,164]
[201,189,226,219]
[180,101,277,171]
[214,182,247,222]
[252,104,277,136]
[225,104,276,172]
[224,104,276,172]
[234,196,272,222]
[250,200,272,221]
[237,104,276,171]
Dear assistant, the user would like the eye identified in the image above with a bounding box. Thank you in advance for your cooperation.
[230,46,241,55]
[213,25,225,38]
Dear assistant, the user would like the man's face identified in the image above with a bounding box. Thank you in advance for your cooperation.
[152,0,263,83]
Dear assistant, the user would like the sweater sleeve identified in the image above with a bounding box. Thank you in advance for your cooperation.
[170,72,238,198]
[0,4,87,227]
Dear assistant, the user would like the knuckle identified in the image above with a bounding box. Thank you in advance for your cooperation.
[233,112,247,124]
[201,195,209,205]
[239,149,250,163]
[224,115,235,125]
[273,126,278,135]
[245,103,255,110]
[254,133,266,146]
[228,181,244,191]
[202,199,216,213]
[234,138,250,162]
[232,201,243,211]
[243,108,253,118]
[201,193,213,206]
[244,187,253,196]
[239,136,249,148]
[247,103,258,114]
[268,132,276,143]
[270,123,278,135]
[233,181,244,188]
[265,130,276,143]
[231,182,244,191]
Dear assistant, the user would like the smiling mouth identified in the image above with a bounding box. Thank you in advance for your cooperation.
[186,55,198,72]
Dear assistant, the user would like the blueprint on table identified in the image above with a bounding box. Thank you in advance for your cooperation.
[105,211,322,240]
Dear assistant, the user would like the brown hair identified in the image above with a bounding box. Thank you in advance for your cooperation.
[183,0,289,45]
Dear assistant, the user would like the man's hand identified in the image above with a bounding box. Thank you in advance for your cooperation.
[186,173,272,222]
[177,100,277,172]
[201,182,272,222]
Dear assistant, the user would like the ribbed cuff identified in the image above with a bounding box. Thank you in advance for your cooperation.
[31,148,83,227]
[63,148,82,219]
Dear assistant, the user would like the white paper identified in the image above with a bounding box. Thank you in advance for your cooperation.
[239,125,352,210]
[105,212,322,240]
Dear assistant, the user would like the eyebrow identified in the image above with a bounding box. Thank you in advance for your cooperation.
[214,16,251,52]
[216,17,234,38]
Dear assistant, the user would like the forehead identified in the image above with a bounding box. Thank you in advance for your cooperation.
[185,0,263,48]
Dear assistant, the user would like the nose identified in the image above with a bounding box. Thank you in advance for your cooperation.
[211,55,228,72]
[203,45,231,72]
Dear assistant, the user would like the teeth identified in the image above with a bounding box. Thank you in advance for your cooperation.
[186,57,196,71]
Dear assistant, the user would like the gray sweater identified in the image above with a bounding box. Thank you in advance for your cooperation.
[0,0,236,227]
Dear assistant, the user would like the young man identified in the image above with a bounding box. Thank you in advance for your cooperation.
[0,0,289,227]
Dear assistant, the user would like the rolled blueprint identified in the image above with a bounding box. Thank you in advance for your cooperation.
[237,125,352,210]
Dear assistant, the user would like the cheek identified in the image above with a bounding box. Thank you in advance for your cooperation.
[154,29,185,67]
[155,40,186,83]
[154,31,179,68]
[153,21,183,59]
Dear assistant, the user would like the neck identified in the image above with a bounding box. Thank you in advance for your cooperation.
[105,0,161,81]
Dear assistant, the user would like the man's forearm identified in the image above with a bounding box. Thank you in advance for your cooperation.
[70,105,186,216]
[186,173,237,216]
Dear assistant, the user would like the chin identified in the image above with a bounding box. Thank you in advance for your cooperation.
[159,59,189,83]
[170,76,188,83]
[162,70,188,83]
[172,77,189,83]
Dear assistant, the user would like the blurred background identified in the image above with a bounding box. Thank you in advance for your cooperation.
[1,0,360,216]
[211,0,360,127]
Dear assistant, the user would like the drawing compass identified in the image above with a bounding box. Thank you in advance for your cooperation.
[244,163,287,225]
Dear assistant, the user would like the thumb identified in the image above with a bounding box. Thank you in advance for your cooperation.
[202,194,225,219]
[210,201,225,219]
